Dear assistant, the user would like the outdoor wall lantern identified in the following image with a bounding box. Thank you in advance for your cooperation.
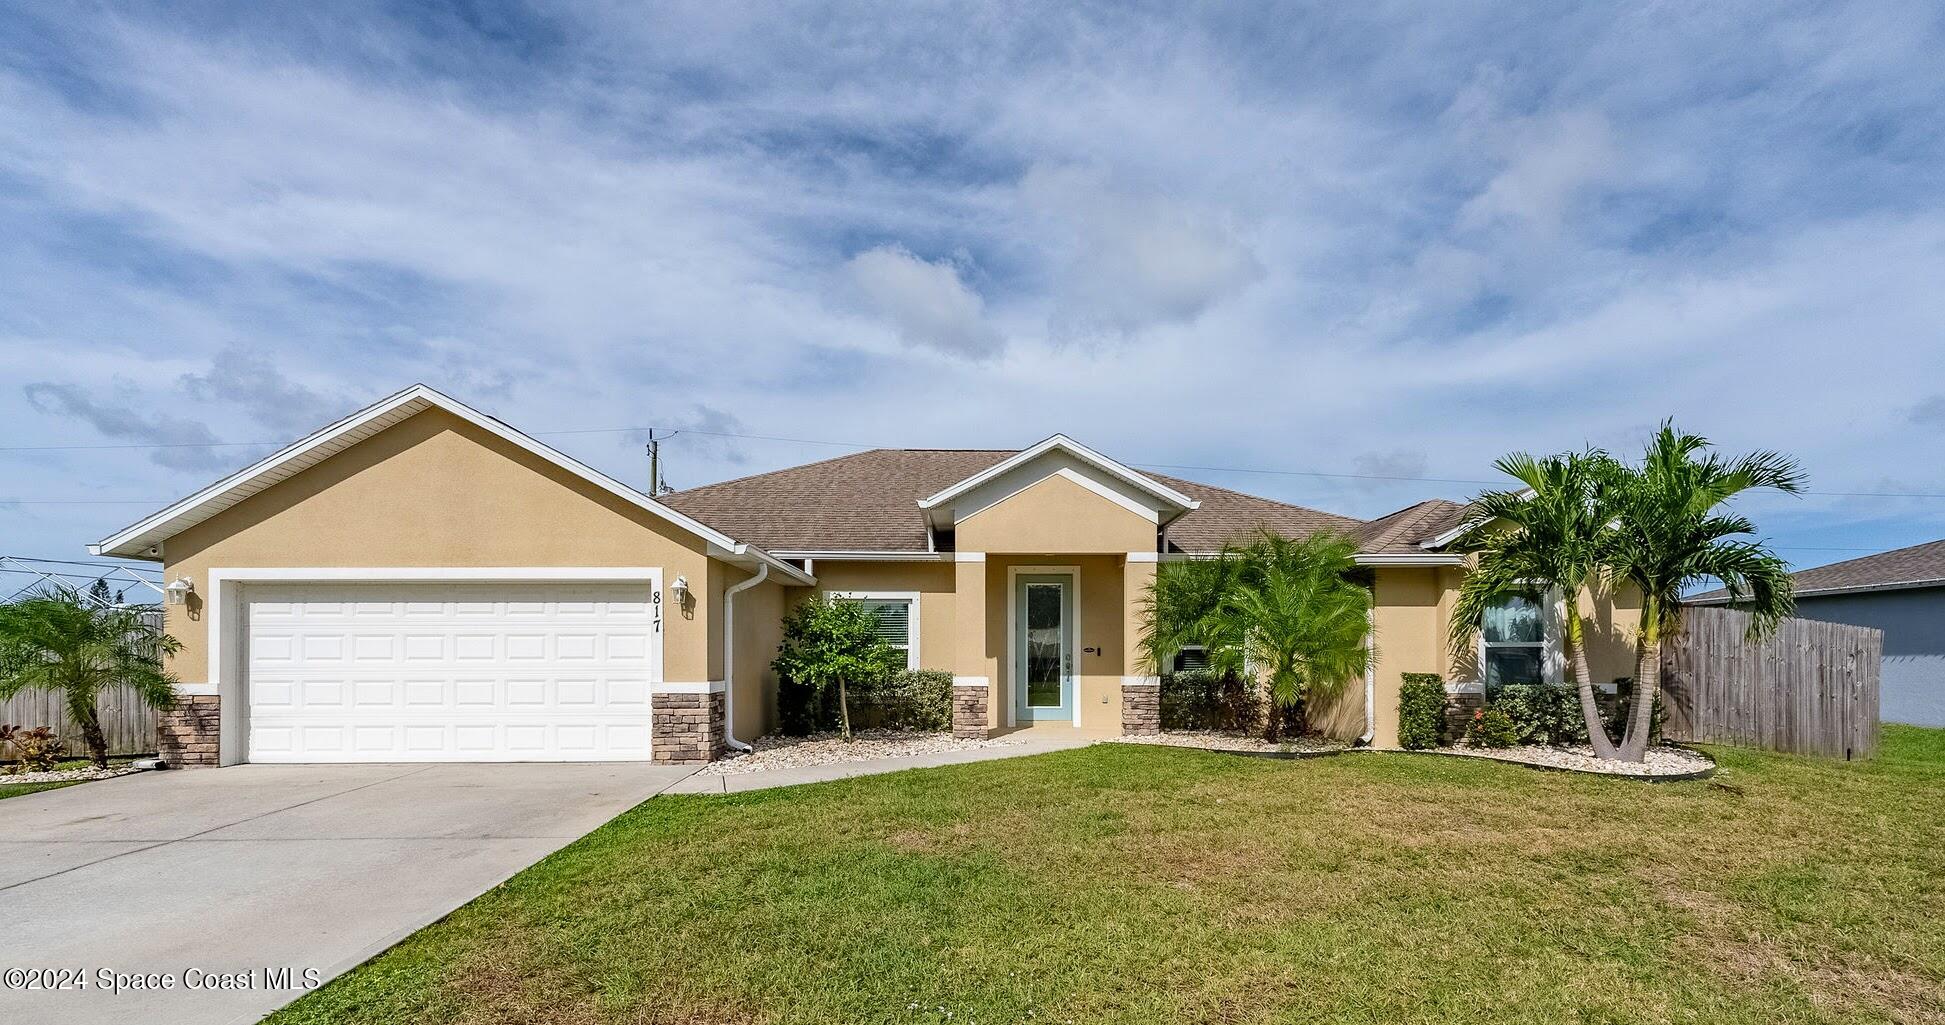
[671,575,690,604]
[164,576,194,606]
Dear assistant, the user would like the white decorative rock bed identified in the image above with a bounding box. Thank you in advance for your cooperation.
[1113,731,1350,755]
[1424,743,1715,778]
[2,763,145,786]
[1114,732,1714,779]
[698,729,1024,776]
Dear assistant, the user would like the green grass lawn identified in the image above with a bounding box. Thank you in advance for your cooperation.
[0,779,81,800]
[273,726,1945,1025]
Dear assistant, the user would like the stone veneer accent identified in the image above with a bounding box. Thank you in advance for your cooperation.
[1443,689,1486,739]
[158,695,221,767]
[952,683,990,739]
[652,691,726,764]
[1121,680,1161,734]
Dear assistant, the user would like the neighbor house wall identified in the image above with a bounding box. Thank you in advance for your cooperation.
[161,408,724,688]
[1786,588,1945,726]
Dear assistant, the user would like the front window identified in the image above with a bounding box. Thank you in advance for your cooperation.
[1172,645,1210,673]
[853,597,916,669]
[1482,590,1547,686]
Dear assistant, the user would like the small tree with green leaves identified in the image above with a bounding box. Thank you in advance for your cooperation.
[0,589,179,767]
[770,596,904,741]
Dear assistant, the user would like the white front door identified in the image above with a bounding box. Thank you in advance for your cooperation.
[243,581,658,762]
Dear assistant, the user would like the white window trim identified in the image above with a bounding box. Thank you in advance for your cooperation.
[1475,584,1566,688]
[206,567,665,766]
[825,590,921,670]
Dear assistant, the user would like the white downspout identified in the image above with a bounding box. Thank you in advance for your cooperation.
[1359,604,1377,746]
[721,562,769,754]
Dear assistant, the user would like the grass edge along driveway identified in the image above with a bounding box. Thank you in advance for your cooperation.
[272,726,1945,1025]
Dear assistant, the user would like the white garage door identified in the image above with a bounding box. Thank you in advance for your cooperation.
[243,582,659,762]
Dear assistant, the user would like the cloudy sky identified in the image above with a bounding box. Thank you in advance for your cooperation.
[4,1,1944,578]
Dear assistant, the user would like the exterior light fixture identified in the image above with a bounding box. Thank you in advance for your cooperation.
[671,575,689,604]
[164,577,194,606]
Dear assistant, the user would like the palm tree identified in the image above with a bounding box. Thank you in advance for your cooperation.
[1603,423,1804,761]
[0,589,180,767]
[1139,552,1239,680]
[1147,531,1373,742]
[1451,450,1623,759]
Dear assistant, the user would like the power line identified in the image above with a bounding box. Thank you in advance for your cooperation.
[9,422,1945,500]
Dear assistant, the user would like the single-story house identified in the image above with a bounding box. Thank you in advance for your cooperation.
[92,385,1643,766]
[1691,540,1945,726]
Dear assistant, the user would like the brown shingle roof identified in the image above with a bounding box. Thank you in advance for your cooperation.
[660,449,1010,552]
[1690,538,1945,603]
[1353,499,1472,554]
[1157,476,1363,552]
[661,448,1413,555]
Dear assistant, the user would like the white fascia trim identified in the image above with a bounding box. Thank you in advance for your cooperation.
[917,434,1199,512]
[1161,551,1466,566]
[954,551,987,563]
[653,680,727,694]
[1355,553,1467,566]
[1125,551,1160,563]
[773,550,949,563]
[1120,676,1161,687]
[88,384,811,585]
[952,675,990,688]
[825,589,921,670]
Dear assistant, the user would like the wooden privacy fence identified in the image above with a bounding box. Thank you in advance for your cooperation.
[1660,606,1881,760]
[0,607,162,760]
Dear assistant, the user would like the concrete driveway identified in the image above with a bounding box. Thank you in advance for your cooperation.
[0,762,695,1025]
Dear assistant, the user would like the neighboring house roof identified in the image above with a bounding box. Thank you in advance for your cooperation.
[90,385,814,585]
[661,447,1451,559]
[1690,538,1945,603]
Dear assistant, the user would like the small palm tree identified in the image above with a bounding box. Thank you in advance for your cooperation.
[1451,450,1623,759]
[1150,531,1372,742]
[1603,423,1804,761]
[1139,552,1238,679]
[0,589,180,767]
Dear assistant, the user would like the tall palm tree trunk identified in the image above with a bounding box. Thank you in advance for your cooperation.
[1618,603,1663,762]
[1564,613,1619,760]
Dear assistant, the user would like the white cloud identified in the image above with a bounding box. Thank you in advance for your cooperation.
[843,245,1001,358]
[1022,165,1263,334]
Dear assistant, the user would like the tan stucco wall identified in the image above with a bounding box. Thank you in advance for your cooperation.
[955,473,1157,555]
[807,561,957,672]
[729,573,786,742]
[1349,565,1646,748]
[161,408,723,685]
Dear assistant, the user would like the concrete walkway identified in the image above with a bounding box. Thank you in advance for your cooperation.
[665,729,1104,794]
[0,762,695,1025]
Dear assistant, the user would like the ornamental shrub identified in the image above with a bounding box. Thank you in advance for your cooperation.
[1465,706,1520,749]
[0,724,64,773]
[1397,673,1446,750]
[1488,683,1588,746]
[853,670,953,732]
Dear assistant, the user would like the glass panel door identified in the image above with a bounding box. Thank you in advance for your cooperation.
[1014,574,1074,722]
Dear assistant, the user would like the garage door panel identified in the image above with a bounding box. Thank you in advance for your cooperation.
[245,582,659,762]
